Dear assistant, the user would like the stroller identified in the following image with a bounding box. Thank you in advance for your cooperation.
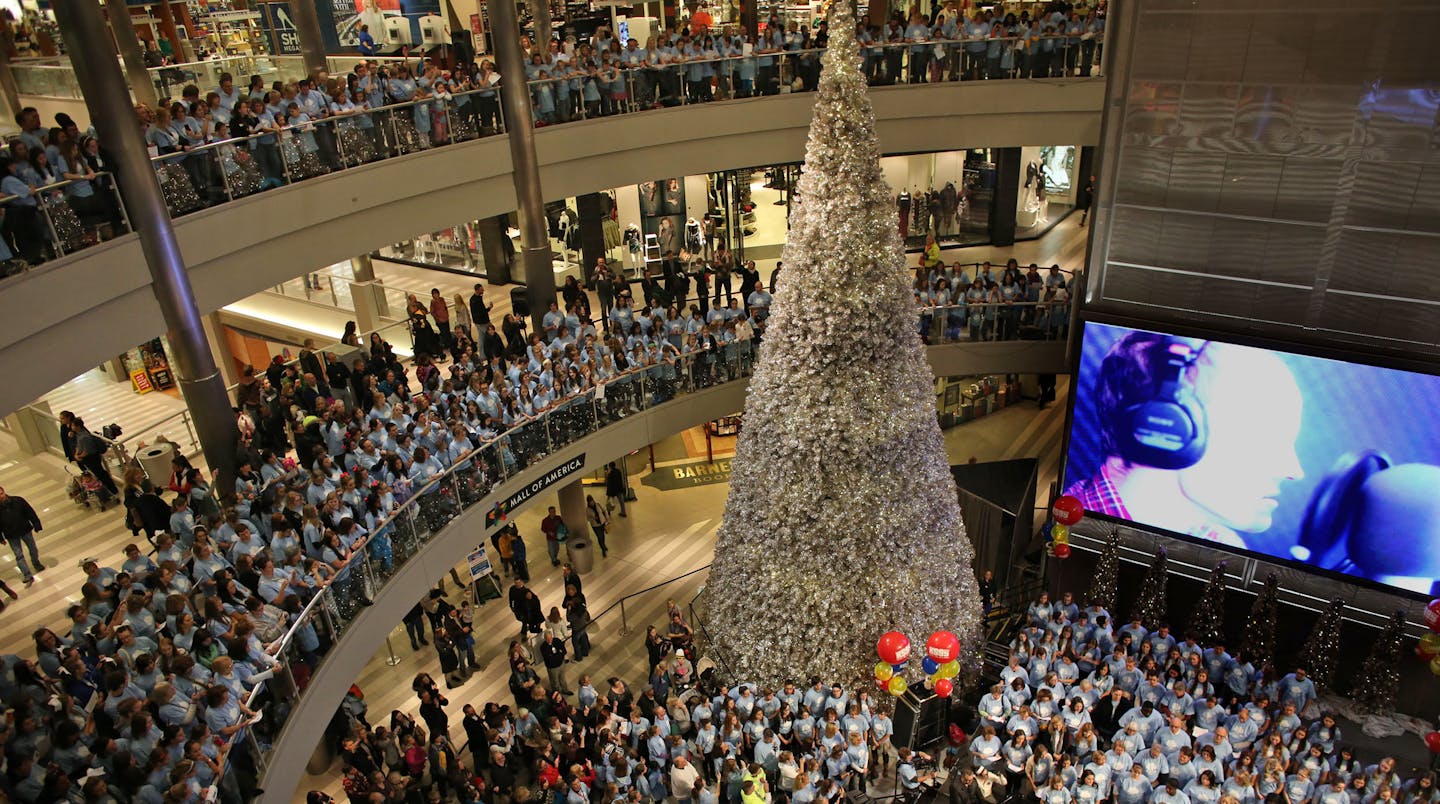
[65,464,114,510]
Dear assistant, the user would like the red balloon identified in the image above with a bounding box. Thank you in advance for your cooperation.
[877,631,912,665]
[934,678,954,698]
[1426,732,1440,754]
[1053,543,1072,559]
[926,631,962,664]
[1426,600,1440,633]
[1053,495,1085,526]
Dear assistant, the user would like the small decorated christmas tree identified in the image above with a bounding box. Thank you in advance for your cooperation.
[1186,561,1229,645]
[1298,598,1346,692]
[1086,527,1121,612]
[1129,547,1169,631]
[1239,572,1279,669]
[1350,609,1407,714]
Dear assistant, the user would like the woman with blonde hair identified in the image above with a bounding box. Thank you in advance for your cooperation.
[453,292,473,341]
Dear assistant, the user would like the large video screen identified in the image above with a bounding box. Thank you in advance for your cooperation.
[1064,321,1440,597]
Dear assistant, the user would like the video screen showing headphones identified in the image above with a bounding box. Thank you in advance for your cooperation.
[1064,321,1440,597]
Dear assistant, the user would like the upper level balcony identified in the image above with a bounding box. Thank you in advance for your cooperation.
[0,53,1104,417]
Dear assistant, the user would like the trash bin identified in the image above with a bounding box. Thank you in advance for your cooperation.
[567,538,594,574]
[137,443,175,486]
[510,286,530,318]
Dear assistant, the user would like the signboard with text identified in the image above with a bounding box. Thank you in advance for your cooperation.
[264,1,303,55]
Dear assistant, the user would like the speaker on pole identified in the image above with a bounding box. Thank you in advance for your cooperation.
[892,686,950,750]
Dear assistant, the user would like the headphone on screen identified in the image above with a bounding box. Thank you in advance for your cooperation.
[1295,450,1391,572]
[1114,337,1208,470]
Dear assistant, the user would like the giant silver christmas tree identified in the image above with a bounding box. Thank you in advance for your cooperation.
[704,0,984,692]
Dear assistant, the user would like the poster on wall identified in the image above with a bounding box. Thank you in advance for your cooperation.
[263,1,303,54]
[636,178,686,258]
[332,0,441,51]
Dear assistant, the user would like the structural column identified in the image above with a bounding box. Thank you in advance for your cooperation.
[576,192,607,286]
[350,253,376,281]
[490,0,556,332]
[54,1,239,498]
[201,312,242,388]
[476,214,514,284]
[990,146,1021,247]
[528,0,554,48]
[104,0,159,108]
[0,34,20,119]
[557,480,586,564]
[288,0,330,80]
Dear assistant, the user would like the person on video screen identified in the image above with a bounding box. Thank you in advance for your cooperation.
[1065,333,1305,548]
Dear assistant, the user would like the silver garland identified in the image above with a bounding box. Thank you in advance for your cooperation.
[339,127,377,165]
[221,148,264,198]
[705,0,985,698]
[41,193,84,253]
[156,162,201,215]
[282,135,327,180]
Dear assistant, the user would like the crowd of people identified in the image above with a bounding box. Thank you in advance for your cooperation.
[938,590,1431,804]
[0,106,128,267]
[914,256,1075,343]
[520,3,1103,120]
[315,582,1440,804]
[2,0,1102,250]
[319,590,918,804]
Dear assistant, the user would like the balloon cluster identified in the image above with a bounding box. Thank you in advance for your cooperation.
[1415,601,1440,679]
[1043,495,1085,559]
[874,630,963,698]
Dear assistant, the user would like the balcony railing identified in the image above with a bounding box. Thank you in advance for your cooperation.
[0,36,1100,277]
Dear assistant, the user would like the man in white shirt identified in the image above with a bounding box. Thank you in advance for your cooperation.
[670,755,700,804]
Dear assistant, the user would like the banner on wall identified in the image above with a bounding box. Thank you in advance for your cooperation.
[263,1,304,54]
[637,178,685,259]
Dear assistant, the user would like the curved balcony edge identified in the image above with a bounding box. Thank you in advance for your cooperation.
[256,338,1068,803]
[0,78,1104,417]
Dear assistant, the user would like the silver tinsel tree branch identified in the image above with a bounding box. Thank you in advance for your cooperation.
[704,0,984,696]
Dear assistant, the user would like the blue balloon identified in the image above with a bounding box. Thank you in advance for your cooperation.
[892,663,907,674]
[1041,522,1053,540]
[922,657,940,675]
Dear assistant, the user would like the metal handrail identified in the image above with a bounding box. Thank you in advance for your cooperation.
[268,344,722,651]
[588,563,713,637]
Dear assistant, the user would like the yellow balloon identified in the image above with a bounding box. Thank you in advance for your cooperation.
[1052,524,1070,545]
[888,675,908,696]
[1430,655,1440,677]
[875,662,894,681]
[939,660,960,679]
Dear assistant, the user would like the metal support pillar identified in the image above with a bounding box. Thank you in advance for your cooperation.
[477,214,514,284]
[0,36,20,118]
[350,280,383,337]
[491,0,556,332]
[557,480,586,556]
[202,312,242,388]
[55,0,239,500]
[529,0,554,48]
[350,252,376,281]
[288,0,330,80]
[104,0,159,108]
[576,192,607,286]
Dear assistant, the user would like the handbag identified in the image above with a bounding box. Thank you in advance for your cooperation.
[556,522,569,543]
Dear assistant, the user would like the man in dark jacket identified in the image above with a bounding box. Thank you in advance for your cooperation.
[0,486,44,585]
[1092,688,1133,738]
[605,462,627,517]
[539,632,571,694]
[298,339,331,397]
[508,579,543,636]
[58,410,77,462]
